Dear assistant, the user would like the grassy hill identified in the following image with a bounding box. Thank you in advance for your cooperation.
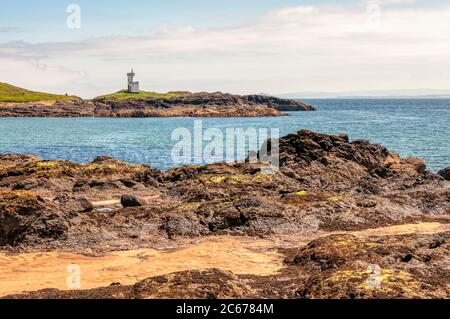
[95,90,188,101]
[0,83,78,103]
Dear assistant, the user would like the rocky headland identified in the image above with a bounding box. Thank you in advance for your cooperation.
[0,91,314,118]
[0,130,449,298]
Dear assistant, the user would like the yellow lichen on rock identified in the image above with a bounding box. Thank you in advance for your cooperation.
[34,161,58,168]
[178,202,202,211]
[200,173,273,186]
[327,195,343,202]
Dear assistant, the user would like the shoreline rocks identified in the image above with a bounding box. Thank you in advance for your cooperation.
[0,92,314,118]
[0,129,448,249]
[0,129,448,299]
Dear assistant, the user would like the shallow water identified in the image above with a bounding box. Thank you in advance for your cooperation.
[0,99,448,172]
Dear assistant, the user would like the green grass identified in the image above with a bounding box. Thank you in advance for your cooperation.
[0,83,78,103]
[95,90,188,101]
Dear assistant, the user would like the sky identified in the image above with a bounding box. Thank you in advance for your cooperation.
[1,0,450,98]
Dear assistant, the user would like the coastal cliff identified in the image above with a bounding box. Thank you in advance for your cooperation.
[1,130,449,298]
[92,91,314,117]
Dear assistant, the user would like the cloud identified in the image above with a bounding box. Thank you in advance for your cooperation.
[1,2,450,97]
[0,56,86,94]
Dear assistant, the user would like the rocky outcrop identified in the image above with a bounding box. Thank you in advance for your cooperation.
[288,232,450,299]
[0,190,68,246]
[0,130,448,249]
[92,92,314,117]
[0,92,314,118]
[244,94,314,111]
[0,100,95,117]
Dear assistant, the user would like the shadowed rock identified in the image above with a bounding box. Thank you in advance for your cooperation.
[438,166,450,180]
[121,194,147,207]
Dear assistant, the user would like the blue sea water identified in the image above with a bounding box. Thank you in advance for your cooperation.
[0,99,448,172]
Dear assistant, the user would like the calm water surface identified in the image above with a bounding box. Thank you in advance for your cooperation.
[0,99,448,172]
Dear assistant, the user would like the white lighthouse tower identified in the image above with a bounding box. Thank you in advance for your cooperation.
[127,68,140,93]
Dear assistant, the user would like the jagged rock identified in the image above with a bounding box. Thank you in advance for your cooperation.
[291,232,450,299]
[0,190,68,246]
[0,129,448,251]
[244,94,314,111]
[1,128,449,299]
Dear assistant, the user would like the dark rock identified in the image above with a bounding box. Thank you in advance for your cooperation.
[73,179,90,192]
[88,180,120,190]
[160,213,205,238]
[121,194,147,207]
[12,179,39,191]
[133,169,162,187]
[120,179,136,188]
[244,94,315,111]
[438,166,450,180]
[92,156,119,163]
[54,193,70,203]
[0,190,68,246]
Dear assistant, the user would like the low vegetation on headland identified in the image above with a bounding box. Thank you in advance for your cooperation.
[95,89,189,101]
[0,83,79,103]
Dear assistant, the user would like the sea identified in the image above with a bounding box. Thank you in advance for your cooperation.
[0,99,448,172]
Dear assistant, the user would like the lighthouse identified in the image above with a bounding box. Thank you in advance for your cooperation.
[127,69,140,93]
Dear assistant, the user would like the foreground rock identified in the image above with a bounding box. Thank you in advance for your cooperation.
[0,129,449,298]
[5,231,449,299]
[0,92,314,118]
[0,190,68,246]
[0,129,449,251]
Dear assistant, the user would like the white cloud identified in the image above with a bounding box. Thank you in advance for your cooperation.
[1,3,450,97]
[0,57,86,94]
